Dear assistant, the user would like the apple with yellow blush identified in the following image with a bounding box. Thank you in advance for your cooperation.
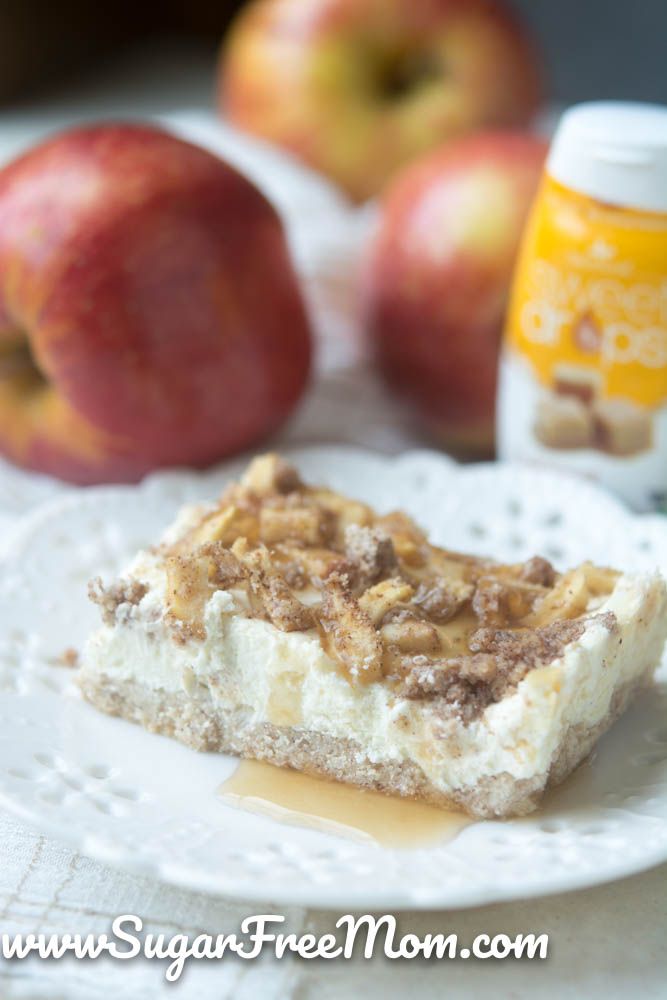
[220,0,542,202]
[0,124,312,484]
[361,131,547,456]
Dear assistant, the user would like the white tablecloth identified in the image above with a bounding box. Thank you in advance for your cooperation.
[0,43,664,999]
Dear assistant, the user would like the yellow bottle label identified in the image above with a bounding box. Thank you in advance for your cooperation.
[499,174,667,509]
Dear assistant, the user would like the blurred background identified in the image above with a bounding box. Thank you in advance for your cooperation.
[1,0,666,108]
[0,0,665,499]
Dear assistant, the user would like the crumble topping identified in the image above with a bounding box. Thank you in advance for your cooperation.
[199,542,247,589]
[88,453,621,720]
[402,613,618,720]
[520,555,557,587]
[344,524,398,589]
[472,577,548,628]
[243,546,314,632]
[413,578,473,623]
[469,611,617,667]
[88,577,148,627]
[401,653,500,722]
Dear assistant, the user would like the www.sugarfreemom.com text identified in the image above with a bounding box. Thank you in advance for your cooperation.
[1,914,549,981]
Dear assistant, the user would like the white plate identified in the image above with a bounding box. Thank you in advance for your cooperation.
[0,447,666,909]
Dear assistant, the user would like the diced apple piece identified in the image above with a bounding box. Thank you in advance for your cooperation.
[414,577,473,623]
[522,568,590,626]
[380,615,441,654]
[308,488,373,544]
[359,577,414,625]
[259,505,330,545]
[193,505,258,546]
[581,561,619,596]
[273,544,351,584]
[319,575,383,684]
[376,510,427,566]
[165,554,210,638]
[240,453,302,496]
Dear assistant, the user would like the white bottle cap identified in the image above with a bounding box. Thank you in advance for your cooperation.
[547,101,667,214]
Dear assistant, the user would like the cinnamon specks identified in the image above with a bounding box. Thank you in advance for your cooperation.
[88,577,148,626]
[402,612,618,719]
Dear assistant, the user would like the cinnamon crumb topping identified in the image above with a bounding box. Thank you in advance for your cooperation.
[90,454,622,713]
[469,612,617,668]
[520,555,557,587]
[88,577,148,626]
[244,547,314,632]
[402,612,618,719]
[344,524,398,588]
[402,652,496,697]
[414,578,473,623]
[472,576,547,628]
[198,543,246,589]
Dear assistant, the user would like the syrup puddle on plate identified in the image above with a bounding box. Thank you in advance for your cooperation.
[219,760,472,847]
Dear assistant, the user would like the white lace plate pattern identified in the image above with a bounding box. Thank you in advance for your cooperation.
[0,447,666,909]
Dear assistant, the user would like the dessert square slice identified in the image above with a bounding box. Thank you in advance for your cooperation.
[78,454,667,818]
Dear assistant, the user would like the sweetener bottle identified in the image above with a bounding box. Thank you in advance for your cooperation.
[498,102,667,510]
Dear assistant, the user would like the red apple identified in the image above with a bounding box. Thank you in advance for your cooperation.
[362,131,547,456]
[219,0,542,202]
[0,124,312,485]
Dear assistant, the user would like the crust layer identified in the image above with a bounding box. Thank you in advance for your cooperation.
[78,670,649,819]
